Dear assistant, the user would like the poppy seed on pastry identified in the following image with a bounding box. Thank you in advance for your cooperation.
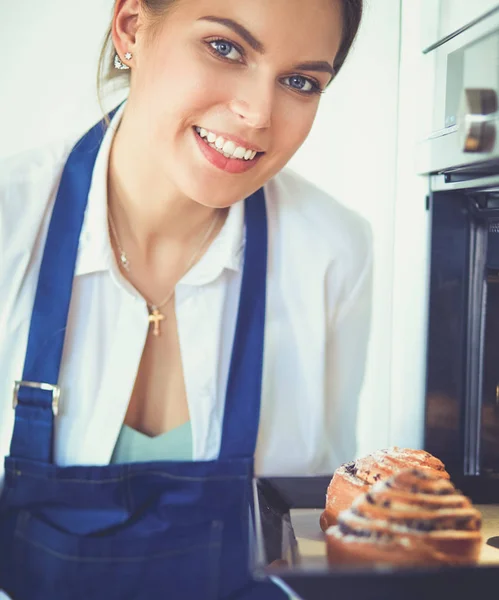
[326,469,483,566]
[320,447,450,531]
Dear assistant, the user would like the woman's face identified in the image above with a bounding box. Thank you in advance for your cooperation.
[124,0,343,207]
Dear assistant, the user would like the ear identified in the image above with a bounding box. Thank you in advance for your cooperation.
[112,0,142,64]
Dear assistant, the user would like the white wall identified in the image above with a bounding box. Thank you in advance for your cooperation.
[1,0,423,459]
[288,0,403,455]
[0,0,117,158]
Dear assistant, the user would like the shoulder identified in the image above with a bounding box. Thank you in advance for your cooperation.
[0,135,75,239]
[0,136,76,285]
[0,135,74,195]
[264,168,372,277]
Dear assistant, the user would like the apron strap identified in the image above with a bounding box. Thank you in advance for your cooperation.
[218,189,268,460]
[10,118,110,463]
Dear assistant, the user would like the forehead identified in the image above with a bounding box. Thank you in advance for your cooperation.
[161,0,343,62]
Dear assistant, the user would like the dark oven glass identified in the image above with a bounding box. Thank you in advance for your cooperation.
[425,185,499,489]
[482,226,499,475]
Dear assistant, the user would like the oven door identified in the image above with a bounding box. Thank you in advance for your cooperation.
[425,179,499,497]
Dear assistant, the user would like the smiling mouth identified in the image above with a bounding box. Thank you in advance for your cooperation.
[193,127,263,161]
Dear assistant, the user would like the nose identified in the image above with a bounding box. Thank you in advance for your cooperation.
[229,76,274,130]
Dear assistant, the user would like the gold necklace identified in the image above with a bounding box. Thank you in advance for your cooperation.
[108,208,221,337]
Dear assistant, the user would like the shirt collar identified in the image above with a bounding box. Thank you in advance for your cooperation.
[74,104,245,283]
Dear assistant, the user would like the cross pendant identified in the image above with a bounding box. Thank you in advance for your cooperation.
[148,308,165,337]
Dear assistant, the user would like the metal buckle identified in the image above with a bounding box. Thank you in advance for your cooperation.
[12,380,61,416]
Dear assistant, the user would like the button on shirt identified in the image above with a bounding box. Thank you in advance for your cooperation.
[0,107,373,493]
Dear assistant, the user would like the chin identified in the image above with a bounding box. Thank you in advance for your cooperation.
[181,179,247,209]
[191,193,242,210]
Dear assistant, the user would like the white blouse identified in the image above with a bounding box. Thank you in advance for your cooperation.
[0,108,373,493]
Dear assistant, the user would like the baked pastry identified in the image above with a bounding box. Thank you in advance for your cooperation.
[320,447,449,531]
[326,468,483,566]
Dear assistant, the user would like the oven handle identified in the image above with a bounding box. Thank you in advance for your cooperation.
[459,88,498,153]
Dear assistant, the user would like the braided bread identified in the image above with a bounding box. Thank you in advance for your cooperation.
[320,447,450,531]
[326,469,482,566]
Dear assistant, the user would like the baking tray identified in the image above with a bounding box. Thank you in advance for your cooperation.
[252,477,499,600]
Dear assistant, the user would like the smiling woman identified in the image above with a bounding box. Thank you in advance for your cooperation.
[97,0,360,210]
[0,0,370,599]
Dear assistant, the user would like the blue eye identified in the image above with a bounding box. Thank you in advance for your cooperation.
[208,39,243,62]
[284,75,322,95]
[290,76,307,89]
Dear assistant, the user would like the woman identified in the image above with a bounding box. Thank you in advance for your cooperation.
[0,0,370,598]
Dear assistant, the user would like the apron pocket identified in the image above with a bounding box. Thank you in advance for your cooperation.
[12,509,224,600]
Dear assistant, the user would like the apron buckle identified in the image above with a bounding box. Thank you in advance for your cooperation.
[13,380,61,416]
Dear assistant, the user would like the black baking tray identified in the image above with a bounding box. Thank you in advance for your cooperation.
[251,477,499,600]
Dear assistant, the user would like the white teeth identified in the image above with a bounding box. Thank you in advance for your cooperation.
[223,140,236,155]
[195,127,260,161]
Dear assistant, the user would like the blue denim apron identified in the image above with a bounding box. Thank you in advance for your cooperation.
[0,114,286,600]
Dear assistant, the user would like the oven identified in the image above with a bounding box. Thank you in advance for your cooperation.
[419,5,499,499]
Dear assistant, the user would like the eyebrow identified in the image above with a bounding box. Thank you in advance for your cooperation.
[294,61,335,79]
[198,16,335,80]
[198,16,266,53]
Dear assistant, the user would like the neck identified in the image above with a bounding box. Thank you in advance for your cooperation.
[107,111,222,257]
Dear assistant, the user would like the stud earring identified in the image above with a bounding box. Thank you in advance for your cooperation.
[114,52,132,70]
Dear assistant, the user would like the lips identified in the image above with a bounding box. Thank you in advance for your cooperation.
[193,127,263,174]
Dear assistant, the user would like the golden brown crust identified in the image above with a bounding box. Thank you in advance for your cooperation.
[320,448,450,531]
[325,469,483,566]
[320,470,370,530]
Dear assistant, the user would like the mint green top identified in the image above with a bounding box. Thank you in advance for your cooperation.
[110,421,193,464]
